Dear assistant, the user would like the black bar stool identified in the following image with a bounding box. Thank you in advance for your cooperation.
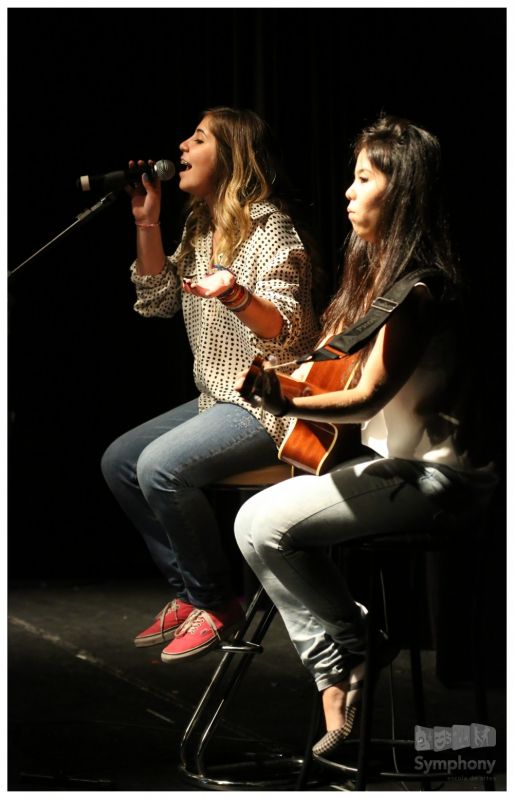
[179,471,496,791]
[179,464,321,790]
[310,526,496,790]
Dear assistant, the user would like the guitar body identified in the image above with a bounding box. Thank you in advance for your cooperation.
[278,356,361,475]
[278,418,341,475]
[240,353,362,475]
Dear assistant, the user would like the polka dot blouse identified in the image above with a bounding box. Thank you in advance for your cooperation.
[130,201,320,447]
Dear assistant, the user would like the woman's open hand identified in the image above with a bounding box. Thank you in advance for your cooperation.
[182,269,236,298]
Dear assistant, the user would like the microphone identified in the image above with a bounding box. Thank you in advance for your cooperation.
[76,159,176,192]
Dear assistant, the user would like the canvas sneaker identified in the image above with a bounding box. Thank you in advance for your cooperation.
[134,598,195,648]
[161,597,245,662]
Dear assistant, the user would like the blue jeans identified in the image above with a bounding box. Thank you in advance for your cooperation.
[235,454,496,691]
[101,399,277,608]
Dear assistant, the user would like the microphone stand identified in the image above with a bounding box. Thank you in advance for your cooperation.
[8,191,121,281]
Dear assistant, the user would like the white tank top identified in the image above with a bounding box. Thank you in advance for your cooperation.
[292,295,483,474]
[361,322,472,470]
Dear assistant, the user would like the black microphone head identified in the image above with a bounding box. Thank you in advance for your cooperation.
[76,160,176,193]
[154,159,175,181]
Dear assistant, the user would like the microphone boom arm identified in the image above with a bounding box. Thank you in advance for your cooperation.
[8,190,120,280]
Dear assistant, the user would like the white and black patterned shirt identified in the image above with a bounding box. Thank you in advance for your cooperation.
[130,201,320,446]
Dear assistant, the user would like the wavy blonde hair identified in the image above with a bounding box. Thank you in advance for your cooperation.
[177,107,284,268]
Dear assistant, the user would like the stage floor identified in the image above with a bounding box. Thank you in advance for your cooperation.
[8,578,506,791]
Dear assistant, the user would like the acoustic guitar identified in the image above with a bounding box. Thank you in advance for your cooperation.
[240,353,362,475]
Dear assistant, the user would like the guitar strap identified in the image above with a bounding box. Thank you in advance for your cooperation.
[299,267,442,362]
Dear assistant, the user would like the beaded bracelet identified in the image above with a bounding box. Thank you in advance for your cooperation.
[219,283,245,303]
[219,283,245,304]
[136,221,160,229]
[229,289,253,313]
[219,284,253,312]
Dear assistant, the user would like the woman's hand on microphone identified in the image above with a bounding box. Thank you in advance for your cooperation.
[127,159,161,225]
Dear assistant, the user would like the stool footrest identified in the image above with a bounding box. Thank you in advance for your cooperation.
[179,755,306,789]
[219,640,264,653]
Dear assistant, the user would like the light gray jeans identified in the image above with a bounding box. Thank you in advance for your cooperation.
[234,454,496,691]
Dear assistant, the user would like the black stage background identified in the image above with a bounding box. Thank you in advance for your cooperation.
[8,7,506,585]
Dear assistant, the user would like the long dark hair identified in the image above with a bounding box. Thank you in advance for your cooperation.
[322,115,459,334]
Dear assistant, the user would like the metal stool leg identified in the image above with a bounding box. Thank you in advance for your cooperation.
[180,587,273,782]
[314,544,433,789]
[471,536,496,791]
[355,551,380,790]
[408,550,428,725]
[294,684,323,790]
[179,586,314,789]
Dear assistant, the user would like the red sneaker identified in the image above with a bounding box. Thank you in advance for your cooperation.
[161,598,245,662]
[134,599,195,648]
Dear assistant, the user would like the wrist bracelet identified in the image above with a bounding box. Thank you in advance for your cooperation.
[136,221,160,229]
[219,283,244,302]
[229,290,253,313]
[212,264,236,276]
[219,284,246,306]
[219,284,253,313]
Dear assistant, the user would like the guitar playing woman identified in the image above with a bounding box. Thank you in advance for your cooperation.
[235,115,498,762]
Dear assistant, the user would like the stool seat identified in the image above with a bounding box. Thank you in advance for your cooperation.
[211,463,292,488]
